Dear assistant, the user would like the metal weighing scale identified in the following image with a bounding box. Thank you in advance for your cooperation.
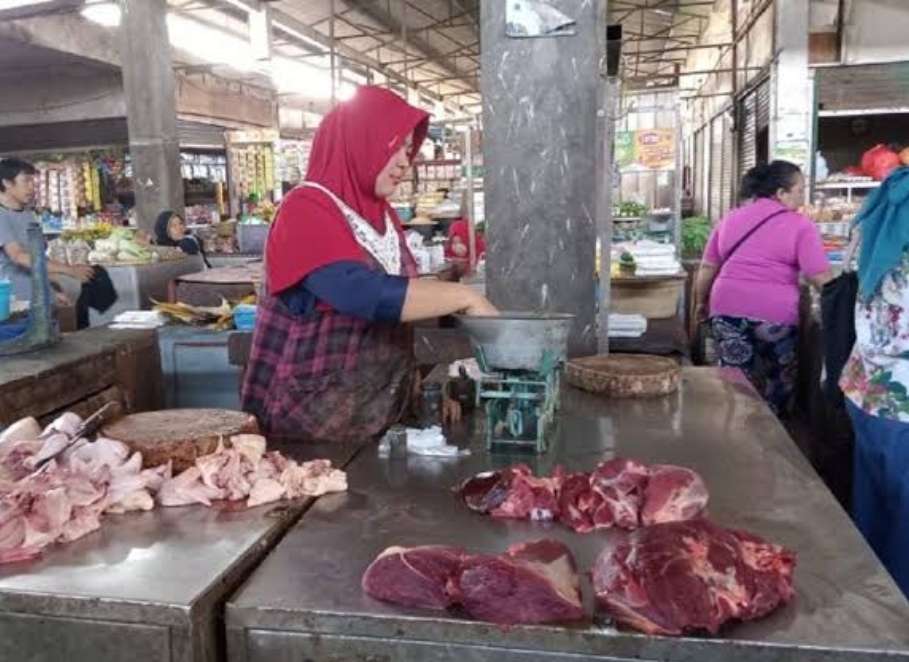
[456,312,573,453]
[0,224,60,356]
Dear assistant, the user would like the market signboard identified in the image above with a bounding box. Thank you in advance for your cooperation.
[615,129,676,171]
[635,129,675,170]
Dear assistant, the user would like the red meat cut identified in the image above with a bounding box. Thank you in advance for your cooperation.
[588,458,650,530]
[362,539,585,625]
[361,545,464,610]
[592,519,796,636]
[453,539,584,625]
[640,464,709,526]
[457,464,563,521]
[459,458,709,533]
[490,465,564,521]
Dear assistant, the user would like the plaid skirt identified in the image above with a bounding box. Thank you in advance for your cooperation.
[241,293,414,442]
[710,315,798,416]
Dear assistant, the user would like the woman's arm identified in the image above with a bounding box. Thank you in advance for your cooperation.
[4,241,95,282]
[400,278,498,321]
[293,261,498,322]
[691,225,722,331]
[797,221,834,290]
[691,261,719,333]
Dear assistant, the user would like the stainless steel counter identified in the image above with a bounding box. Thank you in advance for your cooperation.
[226,368,909,662]
[0,440,365,662]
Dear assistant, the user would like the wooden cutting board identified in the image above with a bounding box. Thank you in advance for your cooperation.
[101,409,259,472]
[565,354,681,398]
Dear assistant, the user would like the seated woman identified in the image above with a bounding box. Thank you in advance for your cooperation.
[154,210,210,266]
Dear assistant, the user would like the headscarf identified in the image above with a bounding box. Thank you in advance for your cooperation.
[154,210,178,247]
[856,166,909,299]
[446,219,486,261]
[266,86,430,294]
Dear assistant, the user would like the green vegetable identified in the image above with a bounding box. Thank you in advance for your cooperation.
[614,201,649,218]
[619,250,636,266]
[681,216,711,259]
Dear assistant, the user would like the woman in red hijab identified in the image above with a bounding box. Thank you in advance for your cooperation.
[241,87,497,442]
[446,220,486,263]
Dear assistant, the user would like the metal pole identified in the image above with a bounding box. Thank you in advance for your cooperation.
[674,102,684,252]
[465,125,476,273]
[731,0,739,201]
[596,1,614,355]
[633,42,734,56]
[330,0,337,106]
[401,0,408,86]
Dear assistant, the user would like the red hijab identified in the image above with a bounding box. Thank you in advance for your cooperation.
[267,86,429,294]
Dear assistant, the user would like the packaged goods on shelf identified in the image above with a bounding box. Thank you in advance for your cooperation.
[231,144,277,203]
[276,140,311,185]
[185,204,220,226]
[807,195,861,237]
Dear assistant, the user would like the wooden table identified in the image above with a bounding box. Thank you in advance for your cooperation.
[170,263,262,307]
[0,327,163,427]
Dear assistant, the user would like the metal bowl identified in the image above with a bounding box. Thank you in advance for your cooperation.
[455,311,575,371]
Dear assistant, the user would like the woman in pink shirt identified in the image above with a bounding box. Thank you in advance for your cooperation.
[693,161,833,415]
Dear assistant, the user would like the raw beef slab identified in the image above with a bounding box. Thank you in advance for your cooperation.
[453,539,584,625]
[361,545,463,610]
[362,539,584,625]
[592,519,796,636]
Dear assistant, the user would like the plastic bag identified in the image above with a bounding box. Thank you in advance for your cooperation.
[860,144,901,181]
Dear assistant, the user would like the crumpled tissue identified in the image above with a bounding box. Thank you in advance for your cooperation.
[378,426,470,458]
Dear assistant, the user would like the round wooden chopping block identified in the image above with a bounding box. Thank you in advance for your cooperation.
[100,409,259,472]
[565,354,681,398]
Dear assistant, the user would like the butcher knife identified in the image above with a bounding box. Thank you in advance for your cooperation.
[33,402,117,469]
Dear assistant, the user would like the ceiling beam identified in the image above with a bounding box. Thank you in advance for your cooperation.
[632,42,733,56]
[264,4,464,109]
[380,39,478,67]
[334,18,475,41]
[355,8,473,59]
[341,0,477,92]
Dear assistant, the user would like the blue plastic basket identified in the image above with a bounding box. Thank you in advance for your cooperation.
[233,304,257,331]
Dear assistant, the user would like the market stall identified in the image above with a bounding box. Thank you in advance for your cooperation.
[181,150,228,224]
[225,368,909,661]
[26,139,232,236]
[0,327,162,427]
[90,256,205,326]
[0,437,366,662]
[810,63,909,266]
[45,225,205,326]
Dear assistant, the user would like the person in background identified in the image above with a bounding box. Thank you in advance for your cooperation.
[445,196,486,263]
[692,161,833,415]
[154,210,210,267]
[241,86,497,442]
[0,158,95,306]
[839,165,909,598]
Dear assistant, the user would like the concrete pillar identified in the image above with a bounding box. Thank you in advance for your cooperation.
[118,0,184,233]
[771,0,812,176]
[481,0,604,357]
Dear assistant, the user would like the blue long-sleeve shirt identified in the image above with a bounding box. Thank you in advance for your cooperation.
[279,261,409,322]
